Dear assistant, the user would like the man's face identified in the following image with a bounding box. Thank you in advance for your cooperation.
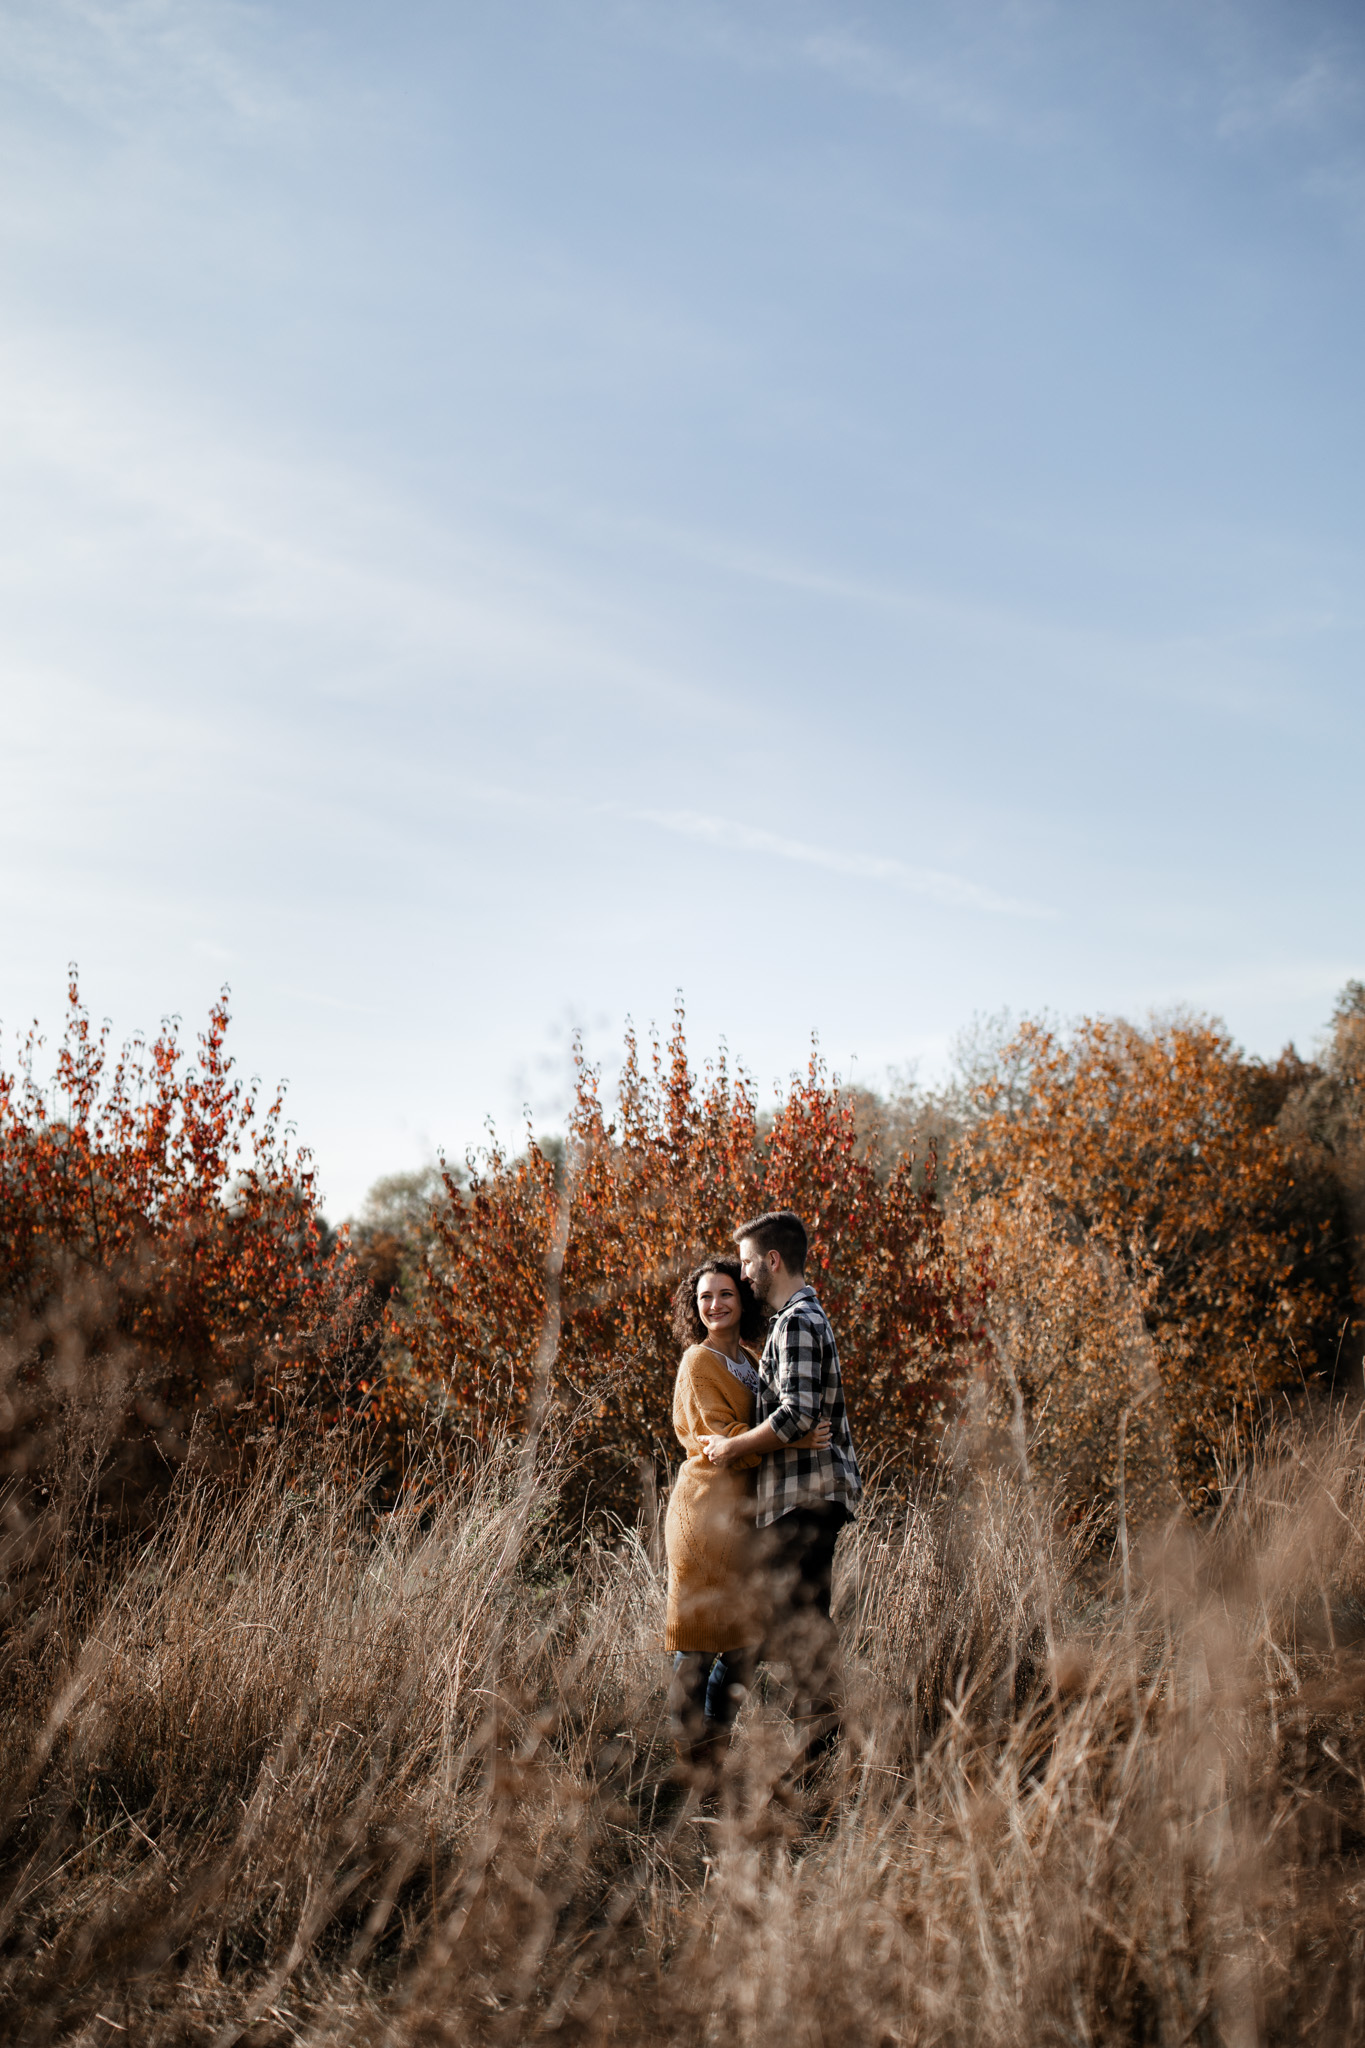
[738,1236,779,1305]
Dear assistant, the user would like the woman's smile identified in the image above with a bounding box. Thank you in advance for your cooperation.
[697,1277,741,1334]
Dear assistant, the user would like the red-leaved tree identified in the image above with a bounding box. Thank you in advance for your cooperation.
[0,974,374,1545]
[393,1005,986,1519]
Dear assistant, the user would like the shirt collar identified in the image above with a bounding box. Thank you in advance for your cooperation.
[778,1284,817,1312]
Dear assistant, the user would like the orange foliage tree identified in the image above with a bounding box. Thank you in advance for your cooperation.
[956,1014,1356,1495]
[393,1006,986,1520]
[0,974,373,1537]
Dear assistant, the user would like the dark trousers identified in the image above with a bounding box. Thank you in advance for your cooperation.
[669,1647,756,1744]
[759,1503,848,1733]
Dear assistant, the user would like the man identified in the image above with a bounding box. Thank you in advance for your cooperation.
[701,1208,861,1768]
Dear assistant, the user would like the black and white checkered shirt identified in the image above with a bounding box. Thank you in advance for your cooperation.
[754,1285,862,1529]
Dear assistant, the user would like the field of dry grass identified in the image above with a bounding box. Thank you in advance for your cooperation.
[4,1407,1365,2047]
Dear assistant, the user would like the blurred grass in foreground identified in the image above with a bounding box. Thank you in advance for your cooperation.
[4,1399,1365,2047]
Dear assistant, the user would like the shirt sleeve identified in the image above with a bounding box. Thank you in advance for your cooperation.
[763,1309,824,1443]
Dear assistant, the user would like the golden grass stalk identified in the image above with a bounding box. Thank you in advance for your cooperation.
[3,1404,1365,2045]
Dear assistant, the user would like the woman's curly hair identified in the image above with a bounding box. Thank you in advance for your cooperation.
[670,1256,766,1352]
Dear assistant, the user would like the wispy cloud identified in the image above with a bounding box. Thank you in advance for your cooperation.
[628,809,1056,920]
[1206,23,1365,225]
[0,324,706,714]
[617,4,1008,135]
[0,0,301,135]
[797,29,999,131]
[1217,53,1360,142]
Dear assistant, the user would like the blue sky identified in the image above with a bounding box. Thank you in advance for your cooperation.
[2,0,1362,1217]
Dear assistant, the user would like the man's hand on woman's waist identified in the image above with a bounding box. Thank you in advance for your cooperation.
[701,1416,832,1468]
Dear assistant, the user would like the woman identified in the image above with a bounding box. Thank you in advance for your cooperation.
[664,1256,829,1783]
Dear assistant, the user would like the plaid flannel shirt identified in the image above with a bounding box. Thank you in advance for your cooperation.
[754,1285,862,1529]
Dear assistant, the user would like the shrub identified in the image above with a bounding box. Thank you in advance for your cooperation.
[0,974,380,1566]
[956,1012,1359,1500]
[394,1004,986,1521]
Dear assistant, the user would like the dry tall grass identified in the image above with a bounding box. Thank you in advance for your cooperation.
[4,1408,1365,2046]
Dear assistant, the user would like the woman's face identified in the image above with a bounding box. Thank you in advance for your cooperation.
[696,1270,741,1338]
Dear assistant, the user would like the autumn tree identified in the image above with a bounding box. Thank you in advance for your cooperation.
[1280,982,1365,1264]
[393,1005,985,1521]
[956,1012,1358,1501]
[0,974,378,1552]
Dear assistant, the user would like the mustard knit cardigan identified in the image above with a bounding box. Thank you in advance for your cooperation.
[663,1344,763,1654]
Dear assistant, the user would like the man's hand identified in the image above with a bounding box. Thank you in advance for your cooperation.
[798,1418,833,1452]
[701,1418,831,1466]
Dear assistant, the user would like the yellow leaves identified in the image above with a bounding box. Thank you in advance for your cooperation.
[957,1014,1358,1500]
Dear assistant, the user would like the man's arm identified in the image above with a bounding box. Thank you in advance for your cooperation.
[701,1416,787,1469]
[761,1308,824,1444]
[702,1311,831,1467]
[701,1415,832,1468]
[681,1351,766,1469]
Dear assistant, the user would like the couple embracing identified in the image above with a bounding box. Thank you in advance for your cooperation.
[663,1208,862,1789]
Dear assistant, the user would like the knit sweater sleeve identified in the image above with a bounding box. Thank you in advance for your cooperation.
[675,1348,761,1468]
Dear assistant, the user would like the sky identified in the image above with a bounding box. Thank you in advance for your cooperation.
[1,0,1362,1220]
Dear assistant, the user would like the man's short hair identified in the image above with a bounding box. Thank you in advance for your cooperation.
[734,1209,808,1275]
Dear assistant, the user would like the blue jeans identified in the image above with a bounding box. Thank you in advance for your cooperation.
[669,1647,756,1736]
